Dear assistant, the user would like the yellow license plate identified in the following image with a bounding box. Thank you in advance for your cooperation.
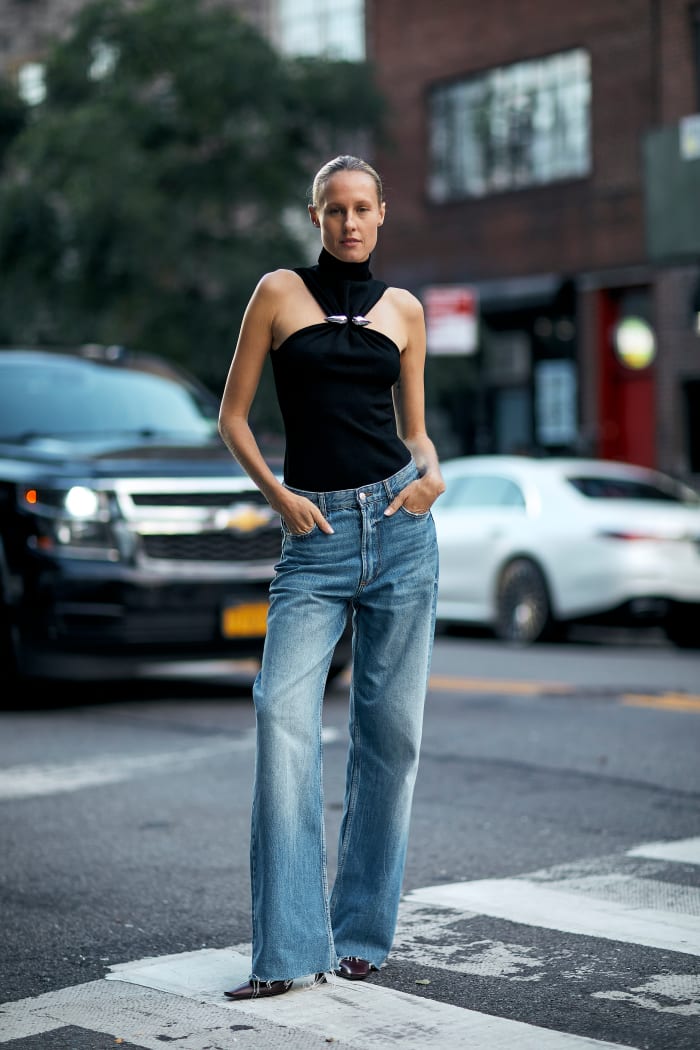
[221,601,268,638]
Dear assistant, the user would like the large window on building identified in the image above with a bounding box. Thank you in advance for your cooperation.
[428,49,591,201]
[275,0,364,60]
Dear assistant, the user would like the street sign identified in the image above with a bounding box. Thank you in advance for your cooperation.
[424,285,479,355]
[644,121,700,259]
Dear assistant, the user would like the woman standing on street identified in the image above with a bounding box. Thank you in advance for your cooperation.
[218,154,444,1000]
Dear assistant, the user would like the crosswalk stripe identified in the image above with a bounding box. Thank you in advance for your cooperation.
[3,836,698,1048]
[405,876,700,956]
[0,978,344,1050]
[101,947,636,1050]
[0,970,641,1050]
[627,836,700,865]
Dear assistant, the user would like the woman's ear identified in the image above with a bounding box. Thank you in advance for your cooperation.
[308,205,320,227]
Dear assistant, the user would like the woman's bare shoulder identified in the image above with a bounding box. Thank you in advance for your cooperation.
[255,268,301,298]
[384,285,425,321]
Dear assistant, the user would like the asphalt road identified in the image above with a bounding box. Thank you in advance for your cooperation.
[1,627,699,1049]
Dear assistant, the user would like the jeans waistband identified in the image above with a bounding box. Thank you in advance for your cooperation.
[285,459,419,513]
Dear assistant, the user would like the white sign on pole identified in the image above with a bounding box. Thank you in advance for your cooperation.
[424,285,479,355]
[679,114,700,160]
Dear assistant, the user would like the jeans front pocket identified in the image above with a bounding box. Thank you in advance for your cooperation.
[396,504,432,521]
[280,519,319,538]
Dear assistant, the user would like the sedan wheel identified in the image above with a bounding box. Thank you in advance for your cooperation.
[495,559,552,644]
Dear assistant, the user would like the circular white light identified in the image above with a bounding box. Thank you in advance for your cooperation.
[64,486,100,517]
[613,317,656,369]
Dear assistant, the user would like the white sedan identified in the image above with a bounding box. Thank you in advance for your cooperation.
[432,455,700,647]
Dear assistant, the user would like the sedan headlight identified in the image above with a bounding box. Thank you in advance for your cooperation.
[21,485,121,559]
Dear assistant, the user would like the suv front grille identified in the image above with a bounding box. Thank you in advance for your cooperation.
[114,478,283,568]
[143,530,281,562]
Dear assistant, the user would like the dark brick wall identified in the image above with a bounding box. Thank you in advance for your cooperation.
[367,0,696,292]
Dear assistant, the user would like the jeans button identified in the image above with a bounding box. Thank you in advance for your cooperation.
[359,491,367,501]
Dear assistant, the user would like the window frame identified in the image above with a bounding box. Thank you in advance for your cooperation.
[427,48,592,202]
[274,0,365,60]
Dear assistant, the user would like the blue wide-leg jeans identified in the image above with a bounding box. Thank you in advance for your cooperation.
[248,459,439,982]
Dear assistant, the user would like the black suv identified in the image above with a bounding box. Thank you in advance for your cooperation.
[0,345,348,691]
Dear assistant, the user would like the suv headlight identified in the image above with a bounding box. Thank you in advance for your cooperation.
[21,485,121,560]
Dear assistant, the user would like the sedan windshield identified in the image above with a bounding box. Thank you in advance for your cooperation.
[0,355,218,441]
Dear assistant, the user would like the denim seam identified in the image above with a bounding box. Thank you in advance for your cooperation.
[249,788,258,979]
[333,694,362,898]
[317,705,338,970]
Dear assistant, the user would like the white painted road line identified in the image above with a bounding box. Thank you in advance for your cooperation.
[102,946,637,1050]
[391,900,700,1016]
[591,973,700,1016]
[627,836,700,866]
[3,835,698,1047]
[0,967,643,1050]
[0,740,254,800]
[0,978,347,1050]
[0,728,342,802]
[405,876,700,957]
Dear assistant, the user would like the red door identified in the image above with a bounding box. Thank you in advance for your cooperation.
[597,288,656,467]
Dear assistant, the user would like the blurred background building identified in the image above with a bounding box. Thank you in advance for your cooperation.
[365,1,700,478]
[1,0,699,479]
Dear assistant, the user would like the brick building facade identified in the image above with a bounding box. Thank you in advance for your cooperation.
[367,0,700,479]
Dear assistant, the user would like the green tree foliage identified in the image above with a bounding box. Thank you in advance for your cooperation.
[0,0,386,424]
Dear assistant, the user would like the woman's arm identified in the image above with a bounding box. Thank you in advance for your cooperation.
[218,272,285,505]
[385,289,446,517]
[218,271,334,534]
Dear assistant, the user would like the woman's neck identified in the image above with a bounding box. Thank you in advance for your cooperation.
[317,247,371,282]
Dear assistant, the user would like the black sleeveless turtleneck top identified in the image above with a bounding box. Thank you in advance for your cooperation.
[270,248,411,490]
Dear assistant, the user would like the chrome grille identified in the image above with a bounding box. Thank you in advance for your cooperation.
[142,530,281,562]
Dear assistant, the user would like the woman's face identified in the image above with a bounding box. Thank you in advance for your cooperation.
[309,170,385,263]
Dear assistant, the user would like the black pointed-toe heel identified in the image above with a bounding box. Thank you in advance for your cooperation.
[224,978,293,1000]
[334,956,377,981]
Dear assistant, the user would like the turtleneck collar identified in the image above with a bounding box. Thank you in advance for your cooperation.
[317,247,372,282]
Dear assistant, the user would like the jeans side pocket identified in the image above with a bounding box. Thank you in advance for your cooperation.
[281,519,319,538]
[396,505,432,521]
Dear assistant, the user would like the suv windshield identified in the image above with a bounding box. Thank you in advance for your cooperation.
[0,353,218,441]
